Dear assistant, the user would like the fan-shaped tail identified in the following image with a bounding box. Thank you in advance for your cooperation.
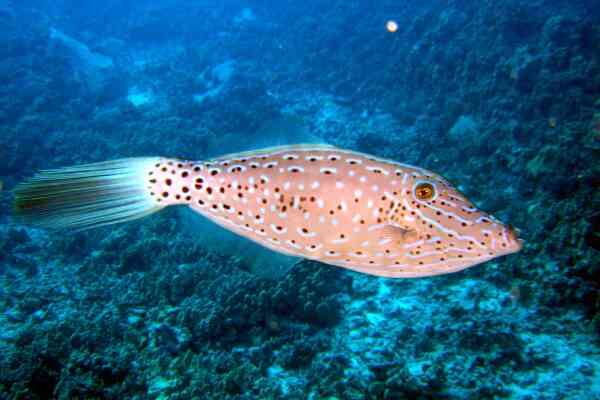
[13,158,164,230]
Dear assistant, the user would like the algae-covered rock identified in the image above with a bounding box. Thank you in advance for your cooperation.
[48,28,123,101]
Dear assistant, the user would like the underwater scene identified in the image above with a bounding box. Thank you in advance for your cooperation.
[1,0,599,399]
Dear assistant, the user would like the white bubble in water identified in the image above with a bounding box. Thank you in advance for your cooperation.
[386,20,398,33]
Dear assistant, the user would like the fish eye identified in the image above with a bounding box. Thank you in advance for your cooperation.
[415,182,435,201]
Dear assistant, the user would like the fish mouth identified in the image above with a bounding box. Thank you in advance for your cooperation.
[503,224,524,254]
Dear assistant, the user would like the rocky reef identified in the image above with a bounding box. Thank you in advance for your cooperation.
[0,0,598,399]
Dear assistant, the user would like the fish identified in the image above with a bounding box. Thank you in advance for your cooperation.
[13,144,522,278]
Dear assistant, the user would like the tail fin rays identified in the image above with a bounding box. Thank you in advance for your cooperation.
[13,158,164,230]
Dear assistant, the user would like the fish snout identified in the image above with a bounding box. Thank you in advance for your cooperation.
[502,224,523,254]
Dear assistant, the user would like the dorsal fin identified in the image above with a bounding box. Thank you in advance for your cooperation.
[211,143,336,161]
[204,115,332,162]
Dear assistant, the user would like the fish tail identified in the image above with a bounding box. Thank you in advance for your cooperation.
[13,158,167,230]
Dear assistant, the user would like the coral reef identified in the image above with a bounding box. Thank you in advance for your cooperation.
[0,0,598,398]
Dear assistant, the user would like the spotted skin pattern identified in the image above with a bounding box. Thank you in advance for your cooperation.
[146,145,522,278]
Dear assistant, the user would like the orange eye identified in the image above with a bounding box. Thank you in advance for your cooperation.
[415,182,435,200]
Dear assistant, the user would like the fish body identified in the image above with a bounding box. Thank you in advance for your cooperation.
[147,145,522,277]
[14,144,522,278]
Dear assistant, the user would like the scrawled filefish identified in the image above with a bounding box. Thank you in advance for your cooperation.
[13,144,522,278]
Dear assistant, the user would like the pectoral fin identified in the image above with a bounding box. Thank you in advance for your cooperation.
[380,224,418,245]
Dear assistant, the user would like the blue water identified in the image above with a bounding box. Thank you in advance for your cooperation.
[1,1,599,399]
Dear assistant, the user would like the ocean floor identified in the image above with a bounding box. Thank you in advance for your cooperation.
[0,0,599,399]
